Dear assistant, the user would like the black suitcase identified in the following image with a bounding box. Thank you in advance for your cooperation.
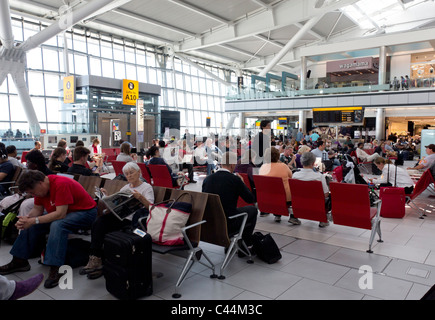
[103,228,153,300]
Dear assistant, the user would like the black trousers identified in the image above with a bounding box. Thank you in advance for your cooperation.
[227,206,258,247]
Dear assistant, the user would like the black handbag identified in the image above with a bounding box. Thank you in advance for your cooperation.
[251,232,282,264]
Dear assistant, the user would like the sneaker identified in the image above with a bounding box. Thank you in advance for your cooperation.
[44,266,63,289]
[0,258,31,275]
[189,180,197,184]
[79,256,102,275]
[319,221,330,228]
[288,217,301,225]
[8,273,44,300]
[274,215,281,223]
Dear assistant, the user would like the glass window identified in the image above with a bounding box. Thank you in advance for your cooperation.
[113,43,124,61]
[126,64,137,80]
[9,96,27,122]
[175,73,184,90]
[100,41,113,59]
[146,52,156,67]
[114,62,126,79]
[102,60,114,78]
[0,95,10,121]
[73,33,87,53]
[46,98,60,122]
[89,57,102,76]
[125,47,136,64]
[44,74,60,97]
[42,48,59,72]
[136,50,146,66]
[27,72,44,96]
[74,54,88,75]
[23,22,39,40]
[137,67,147,83]
[87,38,100,56]
[27,48,43,69]
[148,68,157,84]
[0,77,8,94]
[176,92,185,109]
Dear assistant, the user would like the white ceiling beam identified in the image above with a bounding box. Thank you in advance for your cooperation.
[0,0,15,49]
[112,8,197,37]
[294,22,324,40]
[167,0,232,26]
[250,0,272,10]
[254,34,285,48]
[259,14,323,76]
[175,0,359,52]
[20,0,131,52]
[300,27,435,57]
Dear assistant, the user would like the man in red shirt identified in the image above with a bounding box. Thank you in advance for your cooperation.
[0,170,97,289]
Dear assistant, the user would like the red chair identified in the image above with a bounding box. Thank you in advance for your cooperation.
[137,162,152,185]
[332,165,343,183]
[21,151,30,163]
[288,179,328,223]
[237,173,255,208]
[253,175,289,216]
[111,160,127,176]
[351,150,371,174]
[148,164,186,189]
[329,182,383,253]
[406,169,435,219]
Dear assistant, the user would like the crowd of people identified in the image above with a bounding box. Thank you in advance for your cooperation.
[0,125,434,300]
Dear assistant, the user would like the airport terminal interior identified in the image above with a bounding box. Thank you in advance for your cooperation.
[1,0,435,302]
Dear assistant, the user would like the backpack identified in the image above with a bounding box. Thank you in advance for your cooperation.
[0,197,26,245]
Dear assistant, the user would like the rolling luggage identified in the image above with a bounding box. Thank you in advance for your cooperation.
[379,187,406,218]
[103,228,153,300]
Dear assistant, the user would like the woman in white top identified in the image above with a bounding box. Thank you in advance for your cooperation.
[116,142,137,162]
[369,157,414,194]
[80,162,154,279]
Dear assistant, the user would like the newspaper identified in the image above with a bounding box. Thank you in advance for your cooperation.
[100,189,144,221]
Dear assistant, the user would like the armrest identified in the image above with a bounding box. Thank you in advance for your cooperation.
[228,212,248,238]
[182,220,207,250]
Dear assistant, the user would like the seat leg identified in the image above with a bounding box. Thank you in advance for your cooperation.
[219,239,238,280]
[172,251,196,299]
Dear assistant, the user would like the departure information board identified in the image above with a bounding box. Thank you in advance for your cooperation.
[313,107,364,125]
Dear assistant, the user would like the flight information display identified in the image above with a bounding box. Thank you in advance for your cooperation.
[313,107,364,125]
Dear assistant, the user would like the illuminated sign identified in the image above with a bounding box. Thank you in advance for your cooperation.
[123,79,139,106]
[63,76,76,104]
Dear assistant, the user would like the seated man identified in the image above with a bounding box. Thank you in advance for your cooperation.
[0,170,97,289]
[356,142,381,163]
[311,140,340,170]
[0,146,15,195]
[67,146,102,176]
[6,145,26,168]
[202,152,257,251]
[292,152,331,228]
[408,144,435,171]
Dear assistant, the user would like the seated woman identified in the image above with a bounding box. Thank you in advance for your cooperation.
[26,150,54,176]
[116,142,137,163]
[80,162,154,279]
[368,157,414,194]
[259,148,293,222]
[295,145,311,169]
[48,148,69,173]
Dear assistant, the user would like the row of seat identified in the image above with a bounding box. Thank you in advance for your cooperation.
[111,160,186,189]
[242,174,382,253]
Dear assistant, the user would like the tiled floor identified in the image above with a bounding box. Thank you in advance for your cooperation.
[1,161,435,300]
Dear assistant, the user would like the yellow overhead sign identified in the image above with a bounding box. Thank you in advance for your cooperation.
[63,76,76,104]
[123,79,139,106]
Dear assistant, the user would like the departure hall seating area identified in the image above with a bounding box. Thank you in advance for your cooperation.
[1,150,435,300]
